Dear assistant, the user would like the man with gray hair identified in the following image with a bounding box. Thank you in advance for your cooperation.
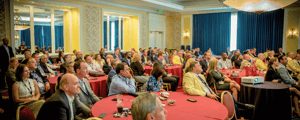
[40,55,55,74]
[21,50,31,64]
[131,92,167,120]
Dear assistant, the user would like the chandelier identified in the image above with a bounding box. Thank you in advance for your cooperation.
[14,9,30,30]
[220,0,298,13]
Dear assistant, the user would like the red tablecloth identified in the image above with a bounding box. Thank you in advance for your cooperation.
[219,69,265,85]
[91,92,228,120]
[144,65,183,87]
[48,73,108,97]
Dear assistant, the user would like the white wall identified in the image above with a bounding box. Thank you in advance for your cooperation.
[149,13,166,49]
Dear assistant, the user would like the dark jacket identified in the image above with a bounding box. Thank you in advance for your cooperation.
[200,59,209,74]
[149,54,158,62]
[36,89,90,120]
[121,57,132,66]
[103,62,112,75]
[74,58,82,62]
[234,59,243,69]
[40,61,51,73]
[0,45,14,73]
[266,67,282,83]
[60,64,67,74]
[130,61,145,76]
[141,55,151,63]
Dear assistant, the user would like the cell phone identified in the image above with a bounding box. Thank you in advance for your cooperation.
[98,113,107,118]
[187,98,197,102]
[158,96,167,101]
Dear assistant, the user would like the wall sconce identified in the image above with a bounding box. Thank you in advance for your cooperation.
[183,31,189,38]
[15,34,19,40]
[288,28,297,39]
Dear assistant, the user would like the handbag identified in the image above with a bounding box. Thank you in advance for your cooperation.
[89,72,105,77]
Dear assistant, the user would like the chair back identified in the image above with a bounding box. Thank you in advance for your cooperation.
[16,105,35,120]
[220,91,236,120]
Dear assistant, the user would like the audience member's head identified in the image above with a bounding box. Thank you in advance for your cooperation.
[267,57,279,69]
[243,54,251,61]
[44,51,49,57]
[139,48,142,52]
[94,53,101,61]
[76,51,83,59]
[204,52,211,60]
[267,48,271,52]
[64,60,75,73]
[208,59,218,71]
[15,64,29,81]
[278,48,283,52]
[2,38,9,45]
[100,48,105,55]
[143,49,147,56]
[59,51,64,58]
[90,52,95,59]
[131,92,167,120]
[184,58,196,73]
[26,57,37,70]
[221,52,227,60]
[268,51,273,57]
[258,53,264,60]
[84,55,92,64]
[235,50,240,54]
[59,74,81,96]
[184,52,192,61]
[125,52,132,58]
[73,50,77,55]
[157,52,165,61]
[287,52,295,59]
[150,65,165,81]
[115,49,120,55]
[111,59,120,69]
[74,60,88,78]
[9,57,19,69]
[64,54,71,61]
[41,55,48,63]
[32,53,40,63]
[296,54,300,60]
[186,61,202,74]
[106,54,114,63]
[177,51,183,57]
[132,53,141,63]
[278,55,288,65]
[116,63,130,77]
[164,48,168,52]
[24,51,31,58]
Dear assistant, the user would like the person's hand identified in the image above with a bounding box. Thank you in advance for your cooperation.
[98,70,104,73]
[45,83,50,91]
[272,80,279,83]
[160,89,166,92]
[167,74,172,77]
[122,71,132,79]
[207,93,220,101]
[0,108,4,113]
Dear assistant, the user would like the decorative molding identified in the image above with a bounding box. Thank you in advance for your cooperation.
[165,17,170,48]
[172,17,181,50]
[85,5,100,53]
[141,13,148,49]
[0,0,5,42]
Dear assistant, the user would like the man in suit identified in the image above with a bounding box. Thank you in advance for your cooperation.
[0,38,14,89]
[103,54,114,74]
[60,54,72,73]
[172,51,184,65]
[147,47,152,56]
[255,53,267,71]
[74,60,100,108]
[121,52,132,66]
[200,52,211,74]
[141,49,151,64]
[36,74,90,120]
[149,49,158,62]
[277,55,299,87]
[40,55,56,73]
[33,53,48,75]
[113,49,123,60]
[107,60,120,93]
[21,50,31,64]
[231,50,240,64]
[74,51,83,62]
[154,52,179,91]
[43,51,52,64]
[27,57,51,99]
[277,47,285,56]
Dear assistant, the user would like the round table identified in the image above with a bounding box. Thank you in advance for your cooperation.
[219,69,265,85]
[144,65,183,87]
[239,81,291,120]
[91,92,228,120]
[48,73,108,97]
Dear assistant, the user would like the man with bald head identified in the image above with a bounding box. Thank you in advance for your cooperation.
[37,74,90,120]
[240,54,252,69]
[103,54,114,74]
[255,53,267,71]
[0,38,14,89]
[74,51,83,62]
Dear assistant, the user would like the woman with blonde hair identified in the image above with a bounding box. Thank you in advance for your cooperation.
[94,53,105,70]
[170,50,177,64]
[208,59,240,100]
[130,53,149,90]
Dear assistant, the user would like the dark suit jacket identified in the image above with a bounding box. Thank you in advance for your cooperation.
[57,58,63,64]
[103,62,112,75]
[77,78,100,108]
[200,59,209,74]
[36,89,90,120]
[40,61,51,73]
[149,54,158,62]
[121,58,132,66]
[141,55,151,63]
[0,45,14,72]
[60,64,67,74]
[266,67,282,83]
[74,58,82,62]
[130,61,145,76]
[147,51,152,56]
[276,52,285,56]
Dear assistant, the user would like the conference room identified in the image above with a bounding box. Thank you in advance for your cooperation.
[1,0,300,120]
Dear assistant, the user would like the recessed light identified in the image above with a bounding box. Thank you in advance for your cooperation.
[32,1,34,3]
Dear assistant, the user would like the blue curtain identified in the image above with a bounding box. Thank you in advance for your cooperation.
[20,28,31,47]
[55,26,64,50]
[237,10,284,54]
[43,26,51,48]
[115,20,119,50]
[109,21,112,50]
[34,26,44,48]
[104,21,107,49]
[193,12,231,55]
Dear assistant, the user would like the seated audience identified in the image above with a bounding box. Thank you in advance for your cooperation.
[200,52,211,74]
[74,60,100,108]
[277,47,285,55]
[170,50,177,64]
[90,52,95,60]
[12,64,45,118]
[277,55,300,88]
[107,60,121,91]
[147,47,152,56]
[266,51,273,61]
[164,48,169,56]
[182,61,253,119]
[139,48,143,56]
[40,55,55,74]
[27,57,51,99]
[286,52,300,74]
[141,49,152,64]
[103,54,114,74]
[249,49,256,58]
[108,63,136,96]
[208,59,240,100]
[146,66,165,92]
[234,54,243,69]
[72,50,77,61]
[240,54,252,69]
[207,48,214,56]
[182,52,192,70]
[218,52,232,69]
[131,92,167,120]
[100,48,106,61]
[264,48,271,58]
[93,53,105,70]
[172,51,184,65]
[131,53,149,90]
[231,50,240,64]
[121,52,132,66]
[21,50,31,64]
[74,51,83,62]
[150,49,158,63]
[6,57,18,101]
[36,74,90,120]
[154,52,179,91]
[84,55,103,74]
[57,51,64,63]
[60,54,72,73]
[255,53,267,71]
[113,49,123,60]
[43,51,52,64]
[266,57,300,117]
[183,58,196,74]
[56,60,75,90]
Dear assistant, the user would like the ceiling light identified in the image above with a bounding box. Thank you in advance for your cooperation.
[220,0,297,13]
[31,1,34,3]
[142,0,183,11]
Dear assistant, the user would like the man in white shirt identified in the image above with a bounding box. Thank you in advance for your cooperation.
[218,52,232,69]
[84,55,103,74]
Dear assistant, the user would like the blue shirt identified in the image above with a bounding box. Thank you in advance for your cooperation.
[47,57,52,64]
[146,76,163,92]
[108,75,136,96]
[30,70,46,94]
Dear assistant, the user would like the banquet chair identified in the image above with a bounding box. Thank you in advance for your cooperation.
[16,105,35,120]
[207,72,231,94]
[220,91,245,120]
[163,83,171,91]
